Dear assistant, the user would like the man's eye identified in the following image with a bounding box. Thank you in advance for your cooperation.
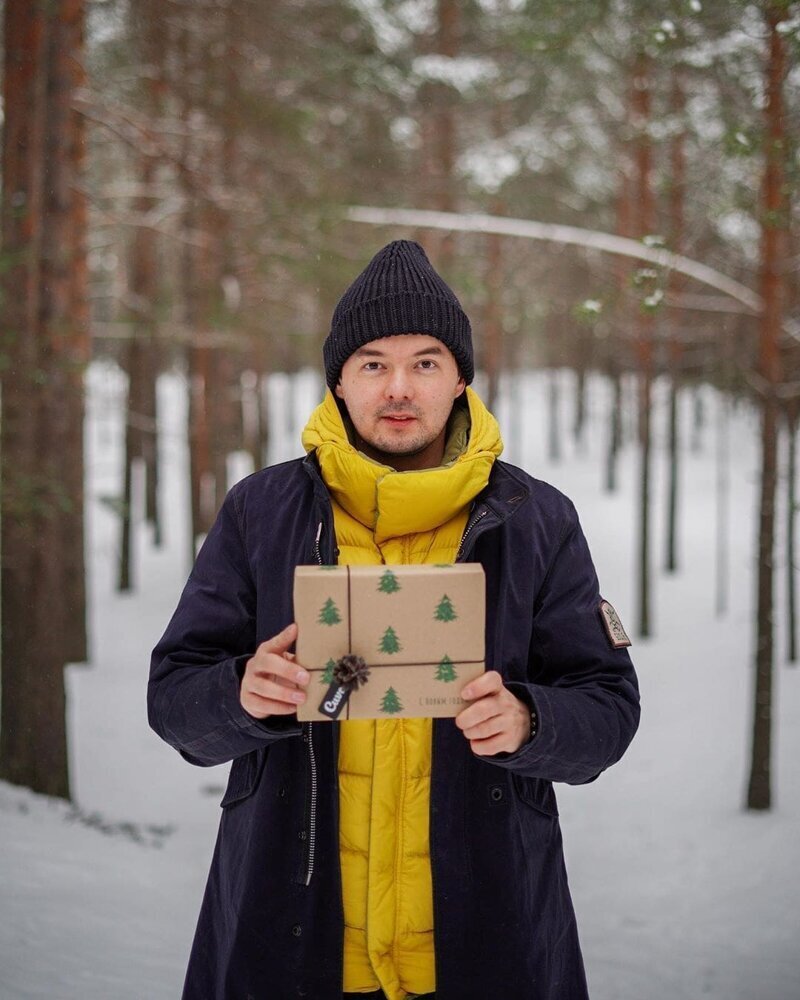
[363,362,383,371]
[417,359,437,370]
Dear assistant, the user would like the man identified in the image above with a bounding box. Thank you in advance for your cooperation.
[149,240,640,1000]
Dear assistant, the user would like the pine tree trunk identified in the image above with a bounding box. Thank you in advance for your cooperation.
[548,370,561,463]
[665,380,679,573]
[632,51,655,639]
[118,336,146,591]
[715,386,731,618]
[143,356,161,547]
[41,0,88,672]
[637,371,653,638]
[189,341,214,542]
[786,402,798,664]
[118,393,135,592]
[129,152,161,549]
[1,0,85,799]
[573,367,587,451]
[0,0,49,793]
[417,0,460,269]
[747,7,786,811]
[691,389,704,453]
[259,372,271,468]
[749,395,779,809]
[59,0,89,664]
[484,223,503,414]
[605,367,622,493]
[665,69,686,575]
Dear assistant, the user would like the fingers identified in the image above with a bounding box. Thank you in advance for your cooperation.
[456,677,505,733]
[470,733,517,756]
[250,626,307,687]
[259,622,298,657]
[455,672,531,754]
[243,676,307,716]
[241,623,310,719]
[460,670,503,702]
[457,703,517,755]
[458,713,505,742]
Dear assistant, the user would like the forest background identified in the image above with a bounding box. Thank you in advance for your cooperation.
[0,0,798,861]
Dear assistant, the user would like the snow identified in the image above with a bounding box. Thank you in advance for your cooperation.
[1,365,799,1000]
[411,54,500,93]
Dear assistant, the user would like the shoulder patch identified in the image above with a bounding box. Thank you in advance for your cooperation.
[599,599,632,649]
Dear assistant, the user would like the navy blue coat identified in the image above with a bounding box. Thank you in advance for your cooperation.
[149,455,640,1000]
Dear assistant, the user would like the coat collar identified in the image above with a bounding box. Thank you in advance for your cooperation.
[301,387,503,544]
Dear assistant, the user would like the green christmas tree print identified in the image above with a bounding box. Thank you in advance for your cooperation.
[379,625,401,654]
[434,594,457,622]
[378,569,401,594]
[318,597,342,626]
[435,655,458,682]
[320,658,336,684]
[380,686,403,714]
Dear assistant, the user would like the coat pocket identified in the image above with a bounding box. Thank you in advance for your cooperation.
[220,747,268,808]
[511,773,559,817]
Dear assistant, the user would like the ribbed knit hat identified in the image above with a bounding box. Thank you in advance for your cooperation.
[323,240,474,389]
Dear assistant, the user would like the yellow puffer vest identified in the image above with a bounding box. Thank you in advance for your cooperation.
[302,388,502,1000]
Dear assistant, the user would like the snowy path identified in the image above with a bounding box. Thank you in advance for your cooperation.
[1,368,798,1000]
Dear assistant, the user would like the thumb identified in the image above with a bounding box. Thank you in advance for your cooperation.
[261,621,298,655]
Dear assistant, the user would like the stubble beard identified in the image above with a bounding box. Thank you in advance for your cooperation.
[357,407,445,465]
[359,427,433,461]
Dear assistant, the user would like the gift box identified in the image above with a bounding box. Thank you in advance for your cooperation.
[293,563,485,721]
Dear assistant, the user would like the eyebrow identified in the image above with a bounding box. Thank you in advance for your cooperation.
[354,345,445,357]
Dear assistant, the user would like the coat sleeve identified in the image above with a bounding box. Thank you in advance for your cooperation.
[148,488,301,767]
[486,500,640,784]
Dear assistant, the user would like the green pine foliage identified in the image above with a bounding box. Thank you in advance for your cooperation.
[434,594,457,622]
[435,655,458,682]
[378,568,401,593]
[379,625,401,654]
[380,686,403,714]
[321,658,336,683]
[318,597,342,625]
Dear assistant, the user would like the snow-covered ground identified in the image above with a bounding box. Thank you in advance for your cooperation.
[1,364,798,1000]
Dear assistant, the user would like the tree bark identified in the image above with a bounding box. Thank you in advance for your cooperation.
[632,51,656,639]
[417,0,461,269]
[665,69,686,575]
[716,330,734,618]
[786,401,798,664]
[0,0,49,793]
[605,367,622,493]
[548,369,561,463]
[484,221,503,414]
[0,0,86,799]
[39,0,88,668]
[747,7,786,812]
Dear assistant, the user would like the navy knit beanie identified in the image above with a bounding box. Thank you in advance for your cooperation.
[323,240,474,390]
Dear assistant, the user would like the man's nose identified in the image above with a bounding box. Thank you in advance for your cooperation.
[385,368,412,399]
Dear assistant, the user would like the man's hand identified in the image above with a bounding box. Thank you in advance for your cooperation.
[240,623,310,719]
[456,671,531,755]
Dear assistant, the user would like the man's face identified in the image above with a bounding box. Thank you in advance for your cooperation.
[335,334,466,471]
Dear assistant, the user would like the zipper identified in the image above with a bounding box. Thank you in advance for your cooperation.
[313,520,323,565]
[303,722,319,886]
[456,506,489,561]
[303,519,325,885]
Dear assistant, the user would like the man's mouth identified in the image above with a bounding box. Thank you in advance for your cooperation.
[380,413,417,424]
